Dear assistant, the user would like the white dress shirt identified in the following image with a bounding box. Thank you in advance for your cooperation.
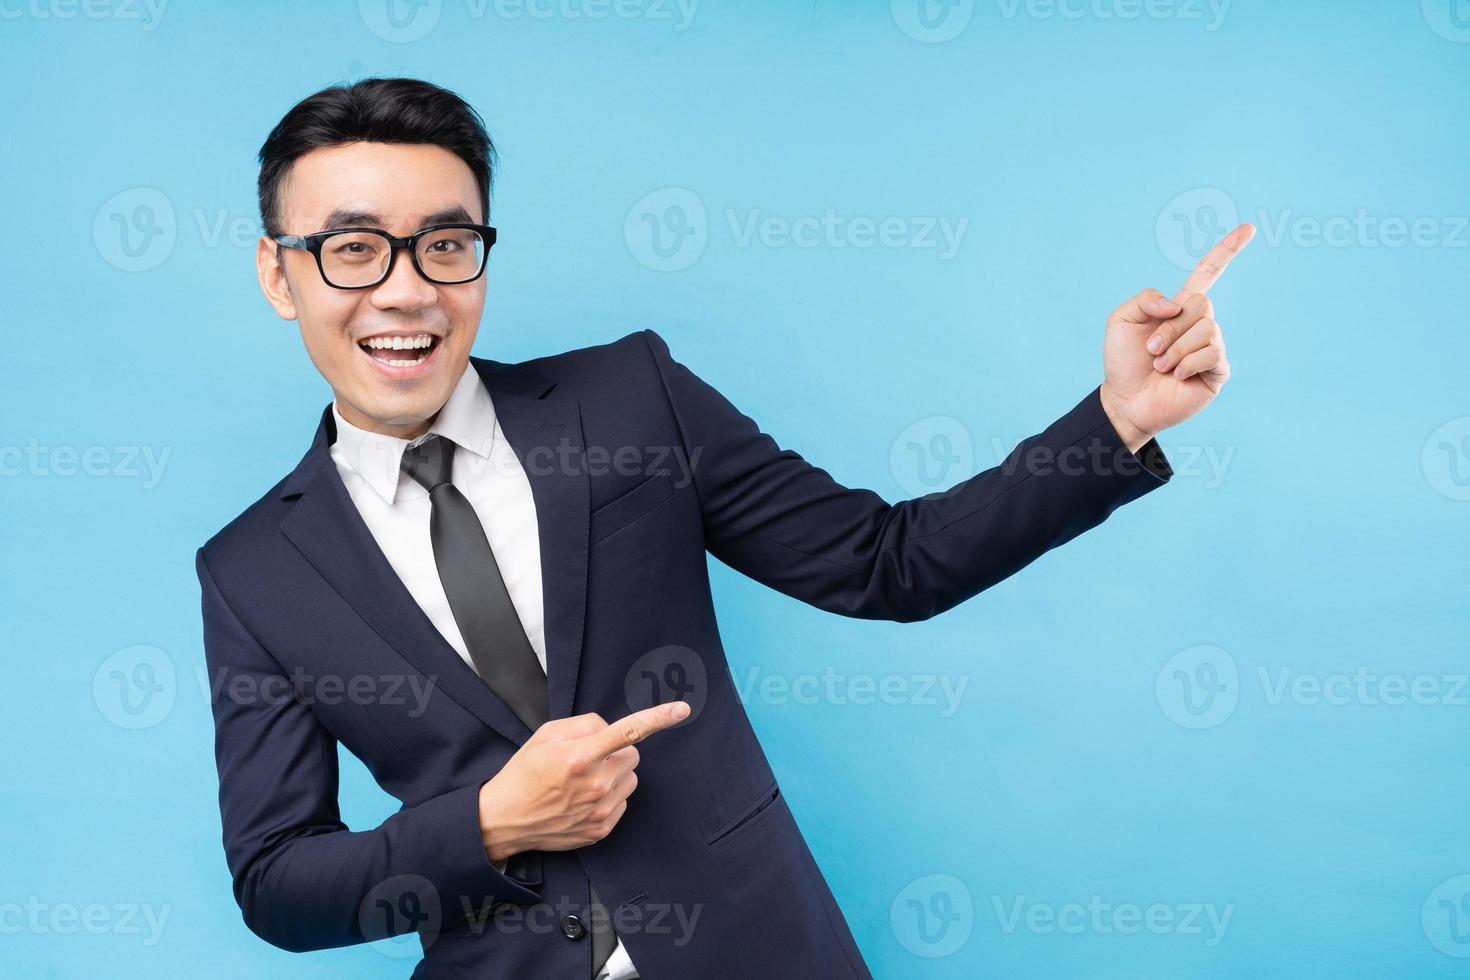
[328,359,638,980]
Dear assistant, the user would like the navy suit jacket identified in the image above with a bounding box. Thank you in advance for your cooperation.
[195,328,1173,978]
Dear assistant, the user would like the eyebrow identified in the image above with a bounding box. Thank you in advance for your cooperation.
[319,204,478,231]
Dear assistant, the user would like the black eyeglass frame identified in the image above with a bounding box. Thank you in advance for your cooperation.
[272,222,498,290]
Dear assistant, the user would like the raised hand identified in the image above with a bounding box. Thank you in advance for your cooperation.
[1098,223,1255,450]
[476,702,690,863]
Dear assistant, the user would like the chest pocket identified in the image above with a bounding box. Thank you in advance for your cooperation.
[590,471,677,545]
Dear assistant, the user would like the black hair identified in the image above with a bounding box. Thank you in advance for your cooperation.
[256,77,496,238]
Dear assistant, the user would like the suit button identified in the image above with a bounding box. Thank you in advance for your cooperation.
[560,914,585,940]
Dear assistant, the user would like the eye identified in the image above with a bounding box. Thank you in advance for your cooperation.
[328,236,380,262]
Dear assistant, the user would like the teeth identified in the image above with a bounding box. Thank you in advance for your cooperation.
[361,333,435,350]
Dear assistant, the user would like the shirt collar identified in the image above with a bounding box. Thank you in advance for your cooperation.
[330,359,496,505]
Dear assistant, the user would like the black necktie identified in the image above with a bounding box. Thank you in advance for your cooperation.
[400,434,618,978]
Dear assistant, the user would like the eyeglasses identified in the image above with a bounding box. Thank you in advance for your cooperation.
[273,223,497,289]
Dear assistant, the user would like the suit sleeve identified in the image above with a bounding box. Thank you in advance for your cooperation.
[638,328,1173,623]
[196,548,543,953]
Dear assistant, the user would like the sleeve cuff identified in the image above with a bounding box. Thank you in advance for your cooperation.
[1133,435,1173,483]
[1070,385,1174,486]
[409,782,544,930]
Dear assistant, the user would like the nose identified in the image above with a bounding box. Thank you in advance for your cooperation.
[368,245,439,313]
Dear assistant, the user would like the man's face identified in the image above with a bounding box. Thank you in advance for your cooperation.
[257,141,488,440]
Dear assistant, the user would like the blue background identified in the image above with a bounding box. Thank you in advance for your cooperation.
[5,1,1468,976]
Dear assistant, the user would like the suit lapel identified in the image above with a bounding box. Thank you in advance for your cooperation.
[473,356,589,725]
[275,356,589,746]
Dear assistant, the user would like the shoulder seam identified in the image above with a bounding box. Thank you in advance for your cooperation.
[635,329,705,519]
[196,547,293,676]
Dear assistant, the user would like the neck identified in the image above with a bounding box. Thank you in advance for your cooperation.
[336,399,437,441]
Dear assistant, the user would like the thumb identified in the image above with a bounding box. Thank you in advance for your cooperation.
[1113,288,1180,325]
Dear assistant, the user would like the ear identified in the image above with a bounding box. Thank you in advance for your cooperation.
[256,235,299,321]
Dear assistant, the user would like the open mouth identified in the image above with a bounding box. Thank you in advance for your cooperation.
[356,332,442,369]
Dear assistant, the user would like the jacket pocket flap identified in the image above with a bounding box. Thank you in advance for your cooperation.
[590,472,676,544]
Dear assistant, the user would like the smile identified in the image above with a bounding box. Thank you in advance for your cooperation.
[356,332,443,375]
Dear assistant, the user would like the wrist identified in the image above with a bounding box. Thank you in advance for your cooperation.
[477,778,519,865]
[1098,383,1154,455]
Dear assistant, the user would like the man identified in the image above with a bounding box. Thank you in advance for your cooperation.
[196,77,1249,979]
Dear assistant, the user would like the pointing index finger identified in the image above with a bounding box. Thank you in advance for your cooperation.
[583,702,690,761]
[1174,223,1255,300]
